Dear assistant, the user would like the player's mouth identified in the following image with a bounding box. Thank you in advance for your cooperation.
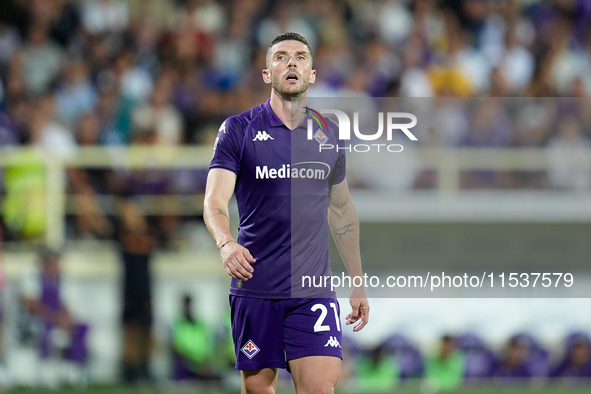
[285,73,299,82]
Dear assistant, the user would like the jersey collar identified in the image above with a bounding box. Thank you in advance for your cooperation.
[264,99,285,128]
[263,99,312,130]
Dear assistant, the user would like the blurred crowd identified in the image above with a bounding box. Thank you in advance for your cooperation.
[0,0,589,147]
[0,0,590,241]
[336,331,591,392]
[172,328,591,391]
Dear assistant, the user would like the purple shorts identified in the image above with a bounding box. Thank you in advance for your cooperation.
[229,296,343,370]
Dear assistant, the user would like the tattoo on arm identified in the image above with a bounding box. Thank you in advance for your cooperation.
[206,208,229,221]
[333,223,354,239]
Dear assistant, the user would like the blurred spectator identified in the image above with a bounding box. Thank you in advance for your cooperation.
[399,36,434,97]
[376,0,413,46]
[423,335,466,391]
[49,0,82,50]
[81,0,129,36]
[126,0,178,33]
[552,335,591,382]
[0,23,20,68]
[69,112,113,239]
[20,22,64,97]
[1,105,49,239]
[461,99,513,188]
[256,1,317,51]
[547,115,591,191]
[95,83,133,145]
[383,334,424,379]
[455,333,498,380]
[171,293,220,383]
[55,59,98,127]
[427,14,475,97]
[0,97,27,145]
[492,337,533,383]
[116,198,156,384]
[429,98,469,146]
[463,100,513,148]
[2,0,591,246]
[21,247,89,385]
[131,71,183,146]
[355,343,399,392]
[496,24,535,95]
[106,50,153,105]
[112,112,180,247]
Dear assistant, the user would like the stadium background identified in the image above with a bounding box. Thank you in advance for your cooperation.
[1,0,591,392]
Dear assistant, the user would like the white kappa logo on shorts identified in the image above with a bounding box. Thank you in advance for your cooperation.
[241,340,260,359]
[324,336,341,348]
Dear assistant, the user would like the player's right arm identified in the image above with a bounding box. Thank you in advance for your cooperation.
[204,168,256,281]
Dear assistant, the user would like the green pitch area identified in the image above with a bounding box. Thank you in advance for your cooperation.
[5,385,591,394]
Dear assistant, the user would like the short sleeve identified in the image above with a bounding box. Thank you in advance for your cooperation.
[330,137,347,186]
[209,118,243,174]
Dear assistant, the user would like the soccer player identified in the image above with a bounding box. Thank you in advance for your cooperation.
[204,32,369,393]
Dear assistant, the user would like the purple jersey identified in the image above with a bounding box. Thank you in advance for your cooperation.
[210,99,346,298]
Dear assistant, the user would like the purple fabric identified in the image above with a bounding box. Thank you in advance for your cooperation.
[229,296,343,370]
[38,273,88,364]
[210,100,346,299]
[0,112,20,145]
[40,274,62,311]
[457,333,498,378]
[383,334,424,378]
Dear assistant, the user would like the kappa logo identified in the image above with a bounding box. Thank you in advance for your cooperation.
[253,131,274,142]
[219,120,227,133]
[241,340,260,359]
[324,336,341,348]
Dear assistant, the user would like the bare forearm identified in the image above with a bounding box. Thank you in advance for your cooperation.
[203,202,234,249]
[329,201,362,278]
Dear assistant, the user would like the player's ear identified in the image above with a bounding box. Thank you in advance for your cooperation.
[309,69,316,84]
[262,69,271,84]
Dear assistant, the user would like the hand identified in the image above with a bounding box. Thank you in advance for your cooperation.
[346,287,369,332]
[220,241,256,281]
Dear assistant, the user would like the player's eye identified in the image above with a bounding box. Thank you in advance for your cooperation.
[297,56,305,60]
[277,55,285,60]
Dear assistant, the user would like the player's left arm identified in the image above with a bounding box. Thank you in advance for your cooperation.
[328,179,369,332]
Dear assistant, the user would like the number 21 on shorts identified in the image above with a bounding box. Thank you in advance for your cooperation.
[311,302,341,332]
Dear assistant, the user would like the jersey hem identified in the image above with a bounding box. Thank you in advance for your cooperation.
[229,288,290,299]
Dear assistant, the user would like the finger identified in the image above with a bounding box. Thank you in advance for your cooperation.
[243,248,256,264]
[353,307,369,331]
[233,260,253,279]
[226,260,249,280]
[346,312,359,325]
[348,305,359,322]
[353,317,367,332]
[236,255,255,275]
[224,264,235,278]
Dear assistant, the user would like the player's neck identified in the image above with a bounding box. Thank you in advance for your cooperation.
[269,91,307,130]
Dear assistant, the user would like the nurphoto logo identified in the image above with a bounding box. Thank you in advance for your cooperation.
[304,107,418,153]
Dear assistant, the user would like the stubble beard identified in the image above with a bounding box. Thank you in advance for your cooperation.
[271,74,309,102]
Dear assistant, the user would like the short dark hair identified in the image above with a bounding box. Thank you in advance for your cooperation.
[266,32,312,67]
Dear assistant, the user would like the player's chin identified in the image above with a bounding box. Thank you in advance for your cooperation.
[279,84,307,97]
